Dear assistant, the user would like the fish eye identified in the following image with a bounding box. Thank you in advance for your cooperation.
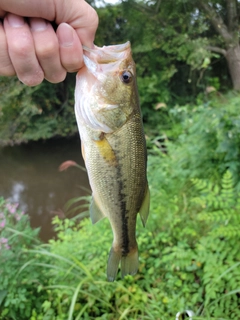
[120,70,132,84]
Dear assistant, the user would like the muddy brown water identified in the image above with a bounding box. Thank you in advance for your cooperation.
[0,137,90,241]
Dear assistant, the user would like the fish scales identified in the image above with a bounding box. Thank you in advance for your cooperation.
[87,114,146,247]
[75,41,150,281]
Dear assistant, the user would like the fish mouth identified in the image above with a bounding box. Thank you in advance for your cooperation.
[75,42,134,133]
[83,41,131,64]
[82,41,133,76]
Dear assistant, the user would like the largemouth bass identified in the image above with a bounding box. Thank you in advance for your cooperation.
[74,41,150,281]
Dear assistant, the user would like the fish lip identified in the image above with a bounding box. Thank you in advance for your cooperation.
[82,41,131,65]
[83,41,130,53]
[82,41,134,80]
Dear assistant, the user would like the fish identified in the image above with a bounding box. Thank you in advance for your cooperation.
[74,41,150,281]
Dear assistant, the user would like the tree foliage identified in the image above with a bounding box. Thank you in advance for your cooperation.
[1,2,240,318]
[120,0,240,89]
[1,0,239,144]
[0,75,77,145]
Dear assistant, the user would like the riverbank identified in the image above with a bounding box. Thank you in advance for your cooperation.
[0,136,89,241]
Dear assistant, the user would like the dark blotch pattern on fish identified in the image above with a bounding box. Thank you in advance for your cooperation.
[115,138,130,257]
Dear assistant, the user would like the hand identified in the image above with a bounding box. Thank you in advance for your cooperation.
[0,0,98,86]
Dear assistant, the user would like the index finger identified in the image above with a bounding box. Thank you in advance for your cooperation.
[0,0,98,47]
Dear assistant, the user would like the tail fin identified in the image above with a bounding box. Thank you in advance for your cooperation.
[121,250,138,279]
[107,247,138,282]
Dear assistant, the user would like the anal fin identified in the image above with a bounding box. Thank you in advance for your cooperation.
[90,197,105,224]
[139,184,150,227]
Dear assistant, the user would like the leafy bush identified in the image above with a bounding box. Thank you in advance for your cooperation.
[13,168,239,319]
[192,171,240,319]
[150,92,240,184]
[0,197,48,320]
[1,169,239,319]
[0,75,77,146]
[2,93,240,319]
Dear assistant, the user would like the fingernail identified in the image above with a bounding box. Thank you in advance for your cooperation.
[58,23,74,47]
[7,14,25,27]
[30,18,48,31]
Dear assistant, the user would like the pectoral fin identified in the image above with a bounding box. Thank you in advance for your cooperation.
[81,142,86,162]
[139,184,150,227]
[94,136,117,166]
[90,197,105,224]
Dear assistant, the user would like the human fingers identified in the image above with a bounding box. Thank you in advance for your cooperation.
[29,18,66,83]
[0,0,98,47]
[65,1,98,48]
[0,20,15,76]
[4,13,44,86]
[0,8,6,17]
[57,23,84,73]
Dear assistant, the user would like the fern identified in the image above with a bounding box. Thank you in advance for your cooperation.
[192,171,240,318]
[192,170,240,239]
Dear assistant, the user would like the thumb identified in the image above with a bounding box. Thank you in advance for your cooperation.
[0,0,98,47]
[55,0,99,47]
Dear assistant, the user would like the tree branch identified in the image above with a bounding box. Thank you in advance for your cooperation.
[226,0,238,33]
[197,0,233,46]
[155,0,162,13]
[128,0,153,14]
[127,0,167,26]
[206,46,227,56]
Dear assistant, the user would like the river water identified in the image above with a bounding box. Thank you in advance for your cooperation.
[0,136,90,241]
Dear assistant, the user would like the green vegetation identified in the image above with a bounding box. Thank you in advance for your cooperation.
[1,92,240,319]
[1,1,240,319]
[0,75,76,145]
[1,0,239,145]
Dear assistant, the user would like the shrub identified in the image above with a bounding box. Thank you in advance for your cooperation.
[2,93,240,319]
[164,92,240,184]
[22,169,240,319]
[0,197,48,320]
